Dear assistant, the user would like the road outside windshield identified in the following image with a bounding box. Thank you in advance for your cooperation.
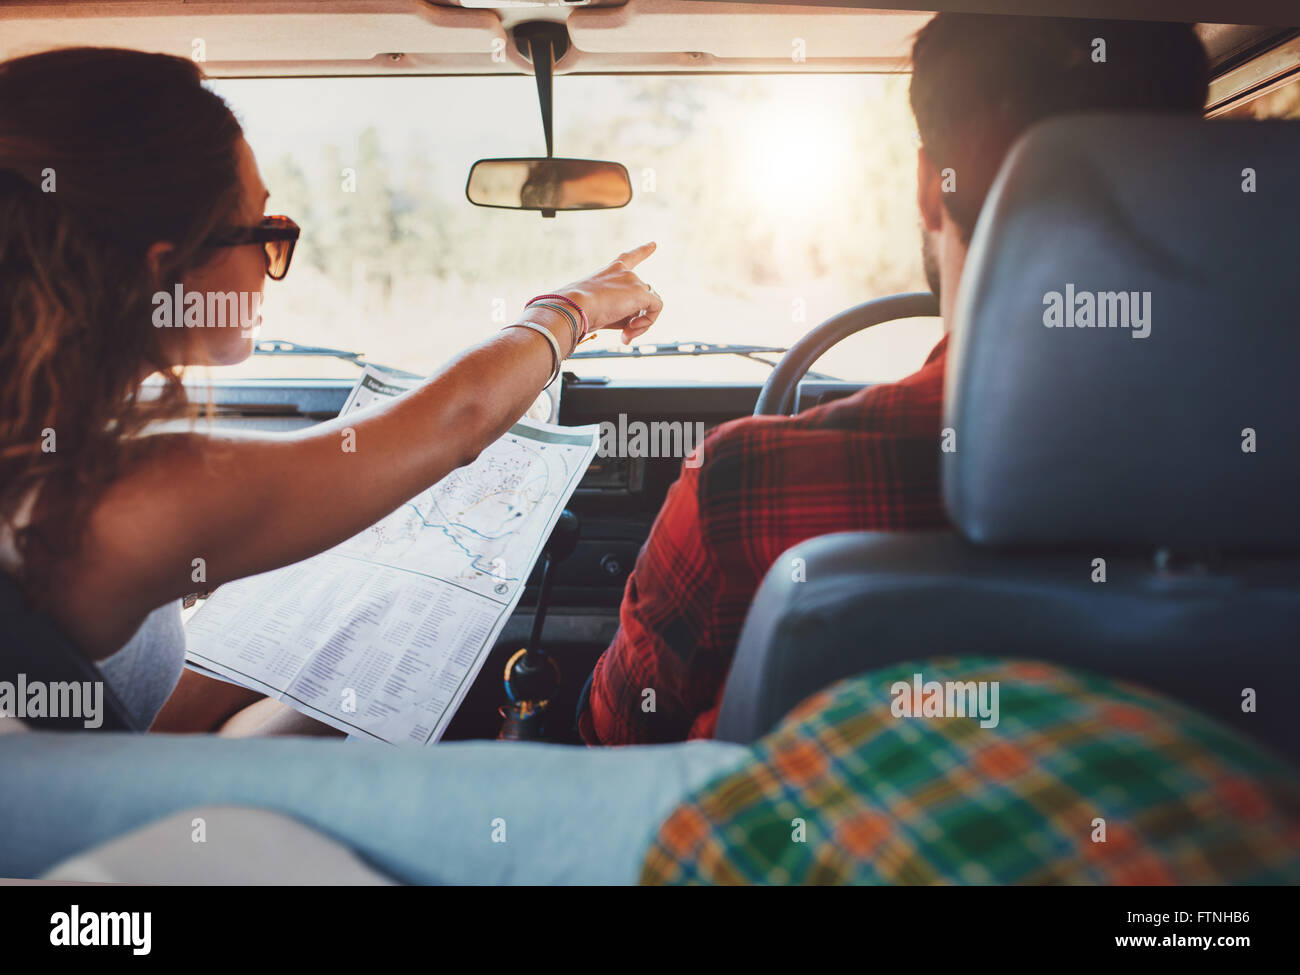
[205,74,939,383]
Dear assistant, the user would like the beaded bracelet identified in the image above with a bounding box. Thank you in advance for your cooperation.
[527,293,590,339]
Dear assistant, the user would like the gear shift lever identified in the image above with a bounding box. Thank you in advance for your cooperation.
[498,509,579,740]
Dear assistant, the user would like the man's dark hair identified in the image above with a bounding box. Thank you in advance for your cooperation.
[909,15,1210,242]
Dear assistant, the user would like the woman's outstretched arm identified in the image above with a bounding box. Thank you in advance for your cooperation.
[56,245,663,658]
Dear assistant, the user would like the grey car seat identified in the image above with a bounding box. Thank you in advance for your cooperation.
[715,114,1300,766]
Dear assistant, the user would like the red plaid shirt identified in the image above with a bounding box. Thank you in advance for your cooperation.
[579,336,951,745]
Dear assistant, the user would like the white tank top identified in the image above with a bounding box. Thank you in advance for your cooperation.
[95,602,187,729]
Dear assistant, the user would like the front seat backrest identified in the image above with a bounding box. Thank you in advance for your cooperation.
[717,115,1300,764]
[946,114,1300,551]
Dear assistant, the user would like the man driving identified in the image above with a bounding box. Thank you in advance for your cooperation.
[579,13,1211,744]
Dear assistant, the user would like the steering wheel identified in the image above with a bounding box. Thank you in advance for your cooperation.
[753,292,940,416]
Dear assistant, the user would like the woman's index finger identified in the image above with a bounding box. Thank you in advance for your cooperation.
[617,241,657,268]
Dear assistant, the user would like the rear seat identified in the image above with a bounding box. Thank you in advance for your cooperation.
[40,806,400,885]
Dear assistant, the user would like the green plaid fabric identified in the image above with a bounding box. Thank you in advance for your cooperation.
[641,658,1300,885]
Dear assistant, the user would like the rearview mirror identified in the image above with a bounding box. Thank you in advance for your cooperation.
[466,158,632,215]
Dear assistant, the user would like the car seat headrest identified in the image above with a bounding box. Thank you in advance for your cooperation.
[945,114,1300,553]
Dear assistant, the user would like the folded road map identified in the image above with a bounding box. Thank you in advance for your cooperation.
[185,367,596,744]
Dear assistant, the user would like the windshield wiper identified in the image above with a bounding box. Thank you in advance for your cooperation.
[569,340,841,381]
[256,337,843,382]
[253,339,421,379]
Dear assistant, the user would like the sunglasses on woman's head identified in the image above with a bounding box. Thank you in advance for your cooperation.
[210,214,300,280]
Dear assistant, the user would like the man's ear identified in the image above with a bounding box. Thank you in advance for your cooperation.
[916,147,944,234]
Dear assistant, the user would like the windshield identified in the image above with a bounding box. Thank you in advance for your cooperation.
[204,73,938,384]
